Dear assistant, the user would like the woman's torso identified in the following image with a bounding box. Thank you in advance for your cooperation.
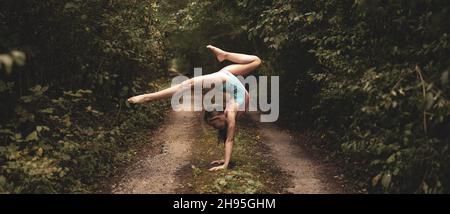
[216,69,249,117]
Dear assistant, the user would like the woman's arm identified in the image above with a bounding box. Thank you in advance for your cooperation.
[209,110,237,171]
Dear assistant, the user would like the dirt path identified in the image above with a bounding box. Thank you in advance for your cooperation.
[111,106,353,193]
[249,113,352,193]
[111,101,199,194]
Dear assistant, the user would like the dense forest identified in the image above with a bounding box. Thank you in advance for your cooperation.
[0,0,170,193]
[1,0,449,193]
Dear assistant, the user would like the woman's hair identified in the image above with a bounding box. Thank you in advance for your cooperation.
[203,106,227,144]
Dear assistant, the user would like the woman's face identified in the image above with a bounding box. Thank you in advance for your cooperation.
[207,114,226,129]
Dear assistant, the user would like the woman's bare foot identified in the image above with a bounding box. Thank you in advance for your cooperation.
[210,159,225,165]
[127,94,152,104]
[207,45,227,62]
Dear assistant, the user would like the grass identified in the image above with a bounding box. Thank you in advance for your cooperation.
[178,116,289,194]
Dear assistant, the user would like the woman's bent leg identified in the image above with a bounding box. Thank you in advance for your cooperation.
[207,45,261,76]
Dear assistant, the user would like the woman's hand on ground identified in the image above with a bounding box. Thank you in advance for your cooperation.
[210,159,225,165]
[209,165,227,171]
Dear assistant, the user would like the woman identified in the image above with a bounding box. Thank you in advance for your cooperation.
[127,45,261,171]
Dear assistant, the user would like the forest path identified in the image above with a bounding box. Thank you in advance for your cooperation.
[111,107,353,193]
[111,100,199,194]
[248,113,352,193]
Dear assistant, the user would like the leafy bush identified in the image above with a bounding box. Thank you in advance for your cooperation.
[168,0,450,193]
[238,0,450,193]
[0,0,169,193]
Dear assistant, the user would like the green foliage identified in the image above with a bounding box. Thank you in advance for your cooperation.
[209,170,263,194]
[170,0,450,193]
[0,50,26,74]
[160,0,257,75]
[0,0,169,193]
[239,0,449,193]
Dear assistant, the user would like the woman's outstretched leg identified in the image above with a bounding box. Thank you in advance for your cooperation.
[207,45,261,76]
[127,83,181,104]
[127,72,226,104]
